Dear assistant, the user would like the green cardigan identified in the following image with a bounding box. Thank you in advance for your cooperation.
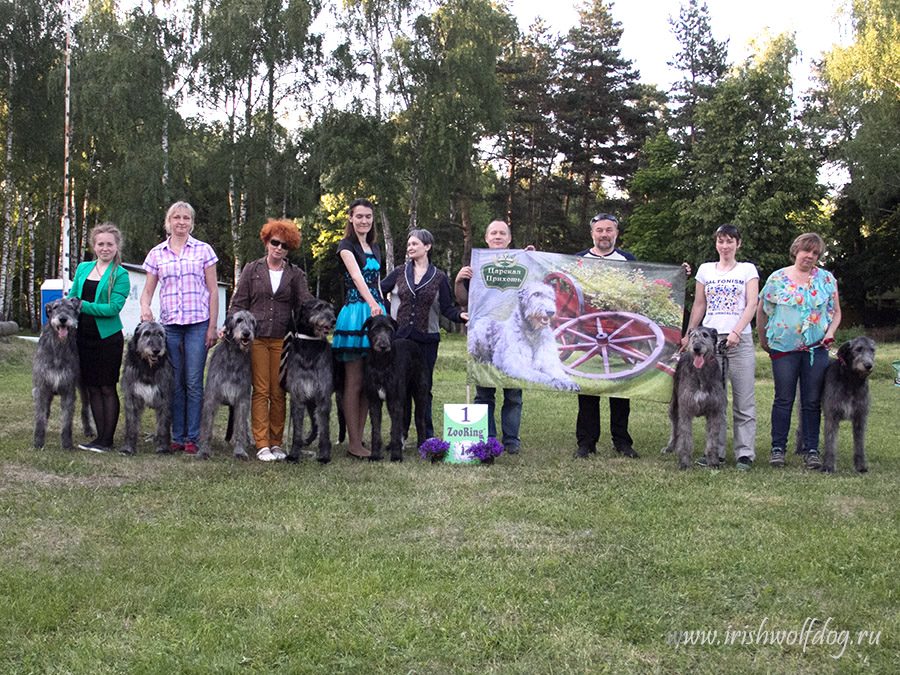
[68,261,131,339]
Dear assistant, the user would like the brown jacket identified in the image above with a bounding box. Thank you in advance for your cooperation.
[230,257,313,339]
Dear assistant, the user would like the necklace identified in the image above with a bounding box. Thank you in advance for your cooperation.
[717,260,738,273]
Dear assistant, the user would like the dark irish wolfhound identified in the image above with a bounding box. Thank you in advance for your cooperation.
[197,310,258,460]
[821,336,876,473]
[280,298,336,464]
[362,315,429,462]
[120,321,174,455]
[662,327,726,470]
[33,298,94,450]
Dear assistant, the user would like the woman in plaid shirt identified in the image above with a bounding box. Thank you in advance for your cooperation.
[140,201,219,455]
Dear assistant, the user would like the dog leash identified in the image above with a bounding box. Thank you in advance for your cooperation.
[716,338,729,391]
[768,338,834,363]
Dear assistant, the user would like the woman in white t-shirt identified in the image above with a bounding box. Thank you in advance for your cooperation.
[683,224,759,469]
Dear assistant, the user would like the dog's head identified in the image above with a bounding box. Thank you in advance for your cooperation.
[363,314,398,354]
[837,336,876,379]
[133,321,167,365]
[687,327,718,368]
[517,283,557,332]
[44,298,82,342]
[225,310,258,351]
[293,299,336,340]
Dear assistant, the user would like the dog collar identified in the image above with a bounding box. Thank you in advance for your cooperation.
[295,333,321,341]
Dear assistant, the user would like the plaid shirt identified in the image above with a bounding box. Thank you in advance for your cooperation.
[143,235,218,326]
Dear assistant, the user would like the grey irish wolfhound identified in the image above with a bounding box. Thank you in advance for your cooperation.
[280,298,337,464]
[197,310,258,460]
[821,336,876,473]
[120,321,174,455]
[33,298,94,450]
[662,327,726,470]
[468,282,579,391]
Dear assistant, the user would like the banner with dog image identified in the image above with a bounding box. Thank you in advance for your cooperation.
[466,249,687,402]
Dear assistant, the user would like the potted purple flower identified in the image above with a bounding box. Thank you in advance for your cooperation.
[418,438,450,463]
[465,437,504,465]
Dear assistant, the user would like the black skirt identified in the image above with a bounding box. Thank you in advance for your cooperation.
[78,330,124,387]
[76,278,124,386]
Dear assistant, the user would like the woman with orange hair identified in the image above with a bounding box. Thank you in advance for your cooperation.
[230,219,313,461]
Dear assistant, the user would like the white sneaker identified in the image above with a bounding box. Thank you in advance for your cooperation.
[256,447,276,462]
[270,446,286,460]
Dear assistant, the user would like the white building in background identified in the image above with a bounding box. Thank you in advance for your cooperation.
[119,263,227,338]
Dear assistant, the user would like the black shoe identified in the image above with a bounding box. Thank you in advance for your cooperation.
[616,445,639,459]
[804,450,822,470]
[575,445,592,458]
[504,443,520,455]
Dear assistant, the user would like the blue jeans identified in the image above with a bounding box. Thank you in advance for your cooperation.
[770,347,828,452]
[166,321,209,444]
[474,386,522,449]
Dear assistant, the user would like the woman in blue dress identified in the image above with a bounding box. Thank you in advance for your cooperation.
[332,198,385,459]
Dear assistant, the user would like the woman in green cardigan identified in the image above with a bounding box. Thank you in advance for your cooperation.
[68,223,131,452]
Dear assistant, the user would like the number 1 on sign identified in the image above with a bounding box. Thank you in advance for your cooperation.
[461,407,469,422]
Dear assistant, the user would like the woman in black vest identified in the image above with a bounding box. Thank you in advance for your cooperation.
[381,229,468,438]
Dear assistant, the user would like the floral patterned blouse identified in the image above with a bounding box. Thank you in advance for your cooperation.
[760,267,837,353]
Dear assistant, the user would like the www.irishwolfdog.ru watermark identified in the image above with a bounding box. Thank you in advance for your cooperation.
[666,617,881,659]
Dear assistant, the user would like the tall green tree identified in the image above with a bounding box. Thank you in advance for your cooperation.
[555,0,657,230]
[495,20,563,248]
[675,34,824,277]
[394,0,516,263]
[193,0,321,283]
[667,0,728,152]
[809,0,900,309]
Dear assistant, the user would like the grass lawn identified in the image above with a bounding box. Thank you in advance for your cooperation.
[1,333,898,674]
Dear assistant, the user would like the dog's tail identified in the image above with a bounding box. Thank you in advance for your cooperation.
[225,405,234,442]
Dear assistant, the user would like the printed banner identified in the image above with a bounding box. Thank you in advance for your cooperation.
[466,249,686,402]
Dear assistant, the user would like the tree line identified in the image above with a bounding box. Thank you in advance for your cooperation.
[1,0,898,329]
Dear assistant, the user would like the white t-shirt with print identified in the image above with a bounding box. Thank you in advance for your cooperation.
[695,261,759,335]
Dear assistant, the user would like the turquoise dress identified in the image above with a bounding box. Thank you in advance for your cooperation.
[333,247,385,362]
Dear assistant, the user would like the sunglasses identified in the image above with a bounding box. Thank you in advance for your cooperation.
[590,213,619,226]
[269,239,291,250]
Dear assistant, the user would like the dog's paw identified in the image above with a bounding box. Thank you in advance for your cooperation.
[285,453,300,463]
[854,462,868,474]
[232,451,248,461]
[661,445,673,454]
[197,452,211,461]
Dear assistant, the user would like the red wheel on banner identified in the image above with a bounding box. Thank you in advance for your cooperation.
[553,311,666,380]
[544,272,585,362]
[544,271,584,320]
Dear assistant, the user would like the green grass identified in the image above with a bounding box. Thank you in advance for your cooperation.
[1,334,898,673]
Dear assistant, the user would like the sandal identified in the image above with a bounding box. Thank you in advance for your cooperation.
[270,446,286,460]
[256,447,277,462]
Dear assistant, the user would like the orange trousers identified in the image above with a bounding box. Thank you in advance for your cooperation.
[250,337,286,450]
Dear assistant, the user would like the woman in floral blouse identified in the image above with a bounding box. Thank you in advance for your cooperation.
[757,232,841,470]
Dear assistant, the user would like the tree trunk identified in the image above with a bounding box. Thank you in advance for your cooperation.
[16,206,25,320]
[1,60,14,319]
[27,204,37,331]
[380,205,394,272]
[460,193,473,267]
[265,59,275,216]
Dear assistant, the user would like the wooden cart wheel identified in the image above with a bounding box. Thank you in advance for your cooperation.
[553,311,666,379]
